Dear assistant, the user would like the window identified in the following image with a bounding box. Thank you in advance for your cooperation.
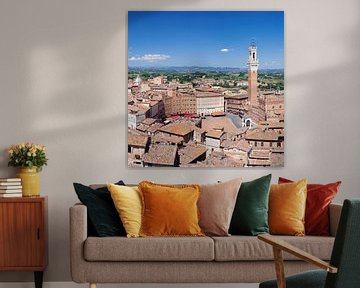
[261,142,264,147]
[277,142,281,148]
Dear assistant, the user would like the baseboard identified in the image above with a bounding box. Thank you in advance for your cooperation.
[0,282,259,288]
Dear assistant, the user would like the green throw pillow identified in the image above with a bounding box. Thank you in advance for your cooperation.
[229,174,272,236]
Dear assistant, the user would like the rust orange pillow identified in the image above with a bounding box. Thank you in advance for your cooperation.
[138,181,204,237]
[269,179,307,236]
[279,177,341,236]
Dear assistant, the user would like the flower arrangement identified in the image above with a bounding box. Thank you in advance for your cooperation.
[8,143,48,172]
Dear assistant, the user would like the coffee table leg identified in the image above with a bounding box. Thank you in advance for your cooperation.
[34,271,43,288]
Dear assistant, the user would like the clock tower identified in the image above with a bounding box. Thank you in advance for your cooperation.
[247,43,259,106]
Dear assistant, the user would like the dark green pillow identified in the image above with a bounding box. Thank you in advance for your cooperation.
[229,174,272,236]
[73,181,126,237]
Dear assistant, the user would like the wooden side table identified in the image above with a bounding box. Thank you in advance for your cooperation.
[0,197,48,288]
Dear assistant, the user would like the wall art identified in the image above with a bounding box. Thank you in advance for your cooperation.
[128,11,284,167]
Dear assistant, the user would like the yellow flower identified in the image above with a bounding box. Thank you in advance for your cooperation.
[27,152,32,157]
[8,149,13,155]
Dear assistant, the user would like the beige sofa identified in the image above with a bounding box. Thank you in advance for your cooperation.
[70,203,342,287]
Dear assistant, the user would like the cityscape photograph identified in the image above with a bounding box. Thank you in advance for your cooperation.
[127,11,284,167]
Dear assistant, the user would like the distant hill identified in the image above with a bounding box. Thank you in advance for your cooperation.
[128,66,283,74]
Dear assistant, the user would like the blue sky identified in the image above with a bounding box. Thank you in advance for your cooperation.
[128,11,284,69]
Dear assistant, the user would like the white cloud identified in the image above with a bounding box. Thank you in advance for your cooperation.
[128,54,170,62]
[220,48,229,52]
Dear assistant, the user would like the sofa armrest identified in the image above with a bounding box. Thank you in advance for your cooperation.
[69,203,88,283]
[329,203,342,237]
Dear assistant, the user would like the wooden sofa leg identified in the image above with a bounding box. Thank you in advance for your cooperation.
[89,283,96,288]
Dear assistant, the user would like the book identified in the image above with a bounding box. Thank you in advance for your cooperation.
[0,178,21,182]
[0,189,22,193]
[0,185,22,189]
[0,193,22,198]
[0,182,22,186]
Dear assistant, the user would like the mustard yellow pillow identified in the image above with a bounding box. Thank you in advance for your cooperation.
[138,181,204,237]
[269,179,307,236]
[107,183,142,237]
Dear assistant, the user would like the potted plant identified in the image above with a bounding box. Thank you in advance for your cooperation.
[8,143,48,197]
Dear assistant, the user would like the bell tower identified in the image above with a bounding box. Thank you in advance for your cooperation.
[247,43,259,106]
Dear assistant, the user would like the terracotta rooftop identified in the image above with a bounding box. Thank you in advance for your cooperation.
[179,142,207,165]
[245,129,280,141]
[248,158,271,166]
[128,134,149,148]
[136,124,149,132]
[195,91,223,98]
[221,139,251,152]
[270,152,285,167]
[249,149,271,159]
[147,123,164,134]
[211,111,226,117]
[141,118,157,126]
[259,121,285,129]
[224,94,248,100]
[143,144,178,166]
[183,151,245,167]
[206,130,224,139]
[153,133,183,145]
[202,116,239,134]
[158,122,194,136]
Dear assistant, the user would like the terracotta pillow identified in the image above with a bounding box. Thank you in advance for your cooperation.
[279,177,341,236]
[138,181,203,237]
[269,179,307,236]
[198,178,242,236]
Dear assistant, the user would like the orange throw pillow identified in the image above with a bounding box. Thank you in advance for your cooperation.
[269,179,307,236]
[138,181,204,236]
[279,177,341,236]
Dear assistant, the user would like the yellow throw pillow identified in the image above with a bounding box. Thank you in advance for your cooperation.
[138,181,204,237]
[107,183,142,238]
[269,179,307,236]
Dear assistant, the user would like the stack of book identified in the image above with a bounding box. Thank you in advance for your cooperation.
[0,178,22,197]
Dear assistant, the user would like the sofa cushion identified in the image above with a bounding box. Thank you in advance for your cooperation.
[279,177,341,236]
[229,174,271,236]
[198,178,242,236]
[269,179,307,236]
[73,181,126,237]
[84,236,214,261]
[139,181,203,237]
[212,236,334,261]
[107,184,142,238]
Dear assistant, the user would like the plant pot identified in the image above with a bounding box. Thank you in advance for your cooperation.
[16,167,40,197]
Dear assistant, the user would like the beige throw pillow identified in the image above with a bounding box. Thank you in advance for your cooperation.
[198,178,242,236]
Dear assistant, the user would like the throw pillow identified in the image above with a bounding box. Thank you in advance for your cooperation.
[279,177,341,236]
[138,181,203,237]
[198,178,243,236]
[229,174,272,236]
[73,181,126,237]
[269,179,307,236]
[107,183,142,238]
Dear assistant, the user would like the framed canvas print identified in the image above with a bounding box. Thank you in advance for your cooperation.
[128,11,284,167]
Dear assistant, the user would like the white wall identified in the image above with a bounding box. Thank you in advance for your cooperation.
[0,0,359,283]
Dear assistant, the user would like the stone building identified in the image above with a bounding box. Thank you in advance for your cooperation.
[195,91,224,116]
